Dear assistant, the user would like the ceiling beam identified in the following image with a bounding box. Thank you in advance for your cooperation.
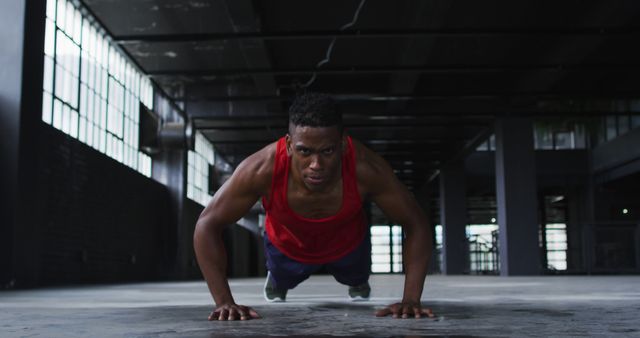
[173,91,640,102]
[113,27,640,43]
[193,118,490,129]
[146,63,640,77]
[200,130,471,143]
[190,113,496,121]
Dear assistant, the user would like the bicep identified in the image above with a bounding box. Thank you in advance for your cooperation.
[363,151,427,227]
[371,174,425,227]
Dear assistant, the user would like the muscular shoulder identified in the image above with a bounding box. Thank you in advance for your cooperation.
[351,137,394,196]
[231,141,277,196]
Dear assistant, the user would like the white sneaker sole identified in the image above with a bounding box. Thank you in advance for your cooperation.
[348,295,370,302]
[263,272,286,303]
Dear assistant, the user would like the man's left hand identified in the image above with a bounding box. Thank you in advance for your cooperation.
[375,302,435,319]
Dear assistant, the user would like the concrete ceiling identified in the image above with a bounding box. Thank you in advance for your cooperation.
[81,0,640,190]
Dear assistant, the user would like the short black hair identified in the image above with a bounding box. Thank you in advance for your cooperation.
[288,92,343,132]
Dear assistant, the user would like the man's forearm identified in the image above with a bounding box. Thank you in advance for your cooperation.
[194,225,235,305]
[401,223,431,303]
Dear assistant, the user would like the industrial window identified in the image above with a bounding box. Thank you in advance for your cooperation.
[434,223,567,273]
[476,123,589,152]
[370,225,403,273]
[42,0,153,177]
[434,224,443,272]
[605,116,618,142]
[475,134,495,151]
[545,223,568,271]
[533,123,587,150]
[466,224,499,274]
[632,115,640,130]
[434,224,500,274]
[598,115,640,144]
[187,132,215,206]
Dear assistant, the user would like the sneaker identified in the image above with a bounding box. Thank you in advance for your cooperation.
[263,271,287,302]
[348,282,371,301]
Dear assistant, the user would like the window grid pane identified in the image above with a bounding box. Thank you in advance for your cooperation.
[42,0,153,176]
[42,91,53,124]
[370,224,404,273]
[46,0,56,19]
[187,132,216,206]
[546,223,568,271]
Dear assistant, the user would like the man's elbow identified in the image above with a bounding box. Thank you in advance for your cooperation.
[404,221,432,242]
[193,217,216,245]
[193,222,204,247]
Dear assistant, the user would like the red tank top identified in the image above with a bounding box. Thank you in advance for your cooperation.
[262,136,367,264]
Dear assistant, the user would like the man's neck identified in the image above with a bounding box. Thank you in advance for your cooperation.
[290,169,342,195]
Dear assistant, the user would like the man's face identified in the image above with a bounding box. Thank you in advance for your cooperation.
[286,124,343,192]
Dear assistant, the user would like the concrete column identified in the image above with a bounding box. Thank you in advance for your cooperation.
[152,96,189,279]
[439,160,468,274]
[495,118,540,275]
[0,0,25,286]
[0,0,46,287]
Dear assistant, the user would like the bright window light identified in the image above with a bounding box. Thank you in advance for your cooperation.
[545,223,568,271]
[371,225,403,273]
[42,0,153,177]
[187,132,216,206]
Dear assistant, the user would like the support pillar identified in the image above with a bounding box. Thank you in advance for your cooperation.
[152,96,189,279]
[0,0,24,286]
[0,0,46,287]
[495,118,540,275]
[439,160,468,274]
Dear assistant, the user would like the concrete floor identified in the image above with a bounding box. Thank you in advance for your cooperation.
[1,275,640,337]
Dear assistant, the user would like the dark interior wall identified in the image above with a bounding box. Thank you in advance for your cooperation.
[184,199,267,279]
[592,127,640,175]
[0,0,181,286]
[464,149,639,273]
[183,199,205,278]
[466,150,589,182]
[1,0,48,287]
[34,125,174,285]
[588,174,640,272]
[227,225,262,277]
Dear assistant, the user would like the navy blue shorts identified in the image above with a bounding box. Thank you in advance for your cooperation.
[263,232,371,290]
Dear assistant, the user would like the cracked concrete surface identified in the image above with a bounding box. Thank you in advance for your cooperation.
[1,275,640,337]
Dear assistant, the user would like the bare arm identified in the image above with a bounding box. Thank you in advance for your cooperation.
[193,144,274,320]
[355,141,434,319]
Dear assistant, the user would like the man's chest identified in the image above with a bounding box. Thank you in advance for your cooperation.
[287,185,343,219]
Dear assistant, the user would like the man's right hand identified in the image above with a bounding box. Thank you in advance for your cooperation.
[208,303,261,321]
